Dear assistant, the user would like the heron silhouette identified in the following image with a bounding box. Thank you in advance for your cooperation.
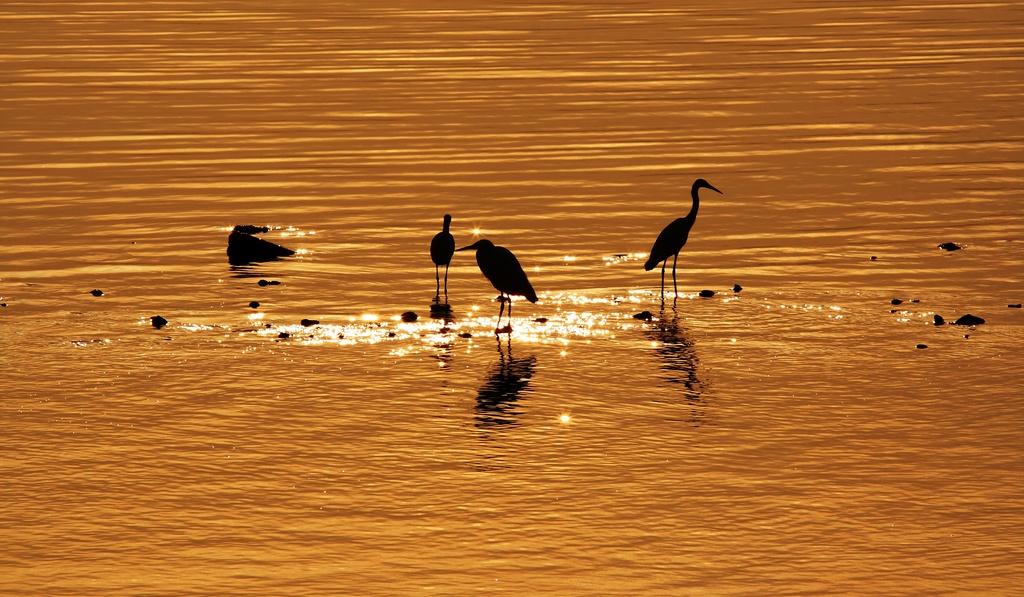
[457,239,538,332]
[430,214,455,303]
[644,178,723,298]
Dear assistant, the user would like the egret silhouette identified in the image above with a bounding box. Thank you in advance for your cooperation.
[430,214,456,302]
[644,178,723,298]
[457,239,538,332]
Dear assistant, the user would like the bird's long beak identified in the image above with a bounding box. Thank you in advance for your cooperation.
[708,183,723,194]
[456,244,474,252]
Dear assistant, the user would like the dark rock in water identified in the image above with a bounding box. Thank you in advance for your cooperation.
[227,227,295,265]
[699,289,715,298]
[278,331,290,339]
[870,255,877,260]
[633,310,654,321]
[300,318,319,327]
[249,301,260,309]
[458,332,473,339]
[953,314,985,326]
[1009,303,1022,308]
[534,317,548,323]
[891,298,903,305]
[910,299,920,303]
[1,303,7,307]
[732,284,742,293]
[257,279,281,286]
[933,314,945,326]
[916,344,928,349]
[387,331,397,338]
[90,289,104,297]
[937,242,963,251]
[401,311,418,323]
[151,315,168,329]
[233,224,270,235]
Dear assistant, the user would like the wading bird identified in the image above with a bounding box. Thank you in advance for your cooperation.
[644,178,723,298]
[457,239,537,332]
[430,214,456,302]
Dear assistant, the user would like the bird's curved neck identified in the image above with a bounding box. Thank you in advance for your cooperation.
[686,185,701,219]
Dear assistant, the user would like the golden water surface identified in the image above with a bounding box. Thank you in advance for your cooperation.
[2,2,1023,595]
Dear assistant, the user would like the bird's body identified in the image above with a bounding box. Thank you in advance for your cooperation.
[644,178,723,298]
[430,214,456,302]
[457,238,537,332]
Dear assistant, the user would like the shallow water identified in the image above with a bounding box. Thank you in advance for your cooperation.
[2,2,1023,595]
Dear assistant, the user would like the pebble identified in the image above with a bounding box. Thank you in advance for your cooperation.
[90,289,104,297]
[534,317,548,323]
[699,289,715,298]
[733,284,743,292]
[151,315,168,329]
[249,301,260,309]
[916,344,928,349]
[870,256,878,260]
[300,318,319,327]
[933,314,945,326]
[257,279,281,286]
[891,298,903,305]
[633,311,654,321]
[937,242,962,251]
[401,311,418,323]
[1009,303,1022,308]
[458,332,473,338]
[953,314,985,326]
[278,332,290,339]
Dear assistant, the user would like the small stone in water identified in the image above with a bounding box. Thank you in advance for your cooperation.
[90,289,104,297]
[458,332,473,338]
[258,279,281,286]
[300,318,319,327]
[916,344,928,349]
[733,284,743,292]
[699,289,715,298]
[249,301,260,309]
[891,298,903,305]
[633,311,654,321]
[937,242,962,251]
[1009,303,1022,309]
[933,314,945,326]
[953,314,985,326]
[151,315,168,329]
[401,311,418,323]
[278,332,290,339]
[870,256,878,260]
[534,317,548,323]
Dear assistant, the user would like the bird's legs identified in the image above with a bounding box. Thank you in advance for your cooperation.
[434,266,442,303]
[660,261,667,298]
[442,263,450,303]
[496,294,506,332]
[671,253,679,299]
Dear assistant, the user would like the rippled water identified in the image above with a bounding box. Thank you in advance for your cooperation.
[2,2,1023,595]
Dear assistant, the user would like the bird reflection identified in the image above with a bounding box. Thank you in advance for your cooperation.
[644,307,710,426]
[474,335,537,431]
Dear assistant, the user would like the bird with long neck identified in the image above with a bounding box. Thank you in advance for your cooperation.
[430,214,455,303]
[456,238,537,333]
[644,178,723,299]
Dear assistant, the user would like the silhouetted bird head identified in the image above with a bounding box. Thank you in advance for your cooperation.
[693,178,723,195]
[456,239,495,253]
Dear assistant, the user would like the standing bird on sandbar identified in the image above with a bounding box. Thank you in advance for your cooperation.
[457,239,538,332]
[644,178,723,298]
[430,214,456,303]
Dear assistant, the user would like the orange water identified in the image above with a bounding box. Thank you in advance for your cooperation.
[2,2,1022,594]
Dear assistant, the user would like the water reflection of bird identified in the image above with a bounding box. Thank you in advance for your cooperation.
[475,336,537,430]
[644,308,709,426]
[430,214,455,303]
[644,178,723,299]
[457,238,538,332]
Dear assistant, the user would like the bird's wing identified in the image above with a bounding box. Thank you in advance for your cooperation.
[644,217,692,270]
